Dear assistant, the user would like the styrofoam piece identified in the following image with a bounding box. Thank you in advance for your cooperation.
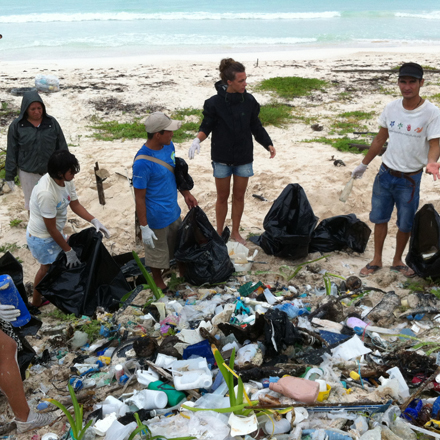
[331,335,372,361]
[226,242,253,272]
[93,413,118,436]
[104,420,137,440]
[171,357,213,390]
[228,413,258,437]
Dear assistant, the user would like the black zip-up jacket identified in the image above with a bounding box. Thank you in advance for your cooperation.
[199,81,273,166]
[5,90,68,181]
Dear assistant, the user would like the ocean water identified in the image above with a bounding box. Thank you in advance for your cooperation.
[1,0,440,61]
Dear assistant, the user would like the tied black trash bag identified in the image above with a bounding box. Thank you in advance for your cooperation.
[249,184,318,259]
[175,157,194,191]
[174,206,235,285]
[37,228,131,317]
[406,204,440,278]
[309,214,371,253]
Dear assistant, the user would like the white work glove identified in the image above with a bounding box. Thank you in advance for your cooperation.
[65,248,81,268]
[6,181,15,192]
[0,304,21,322]
[188,138,201,160]
[352,163,368,179]
[140,224,158,249]
[91,218,110,238]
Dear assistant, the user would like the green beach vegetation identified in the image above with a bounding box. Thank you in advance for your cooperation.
[257,76,328,99]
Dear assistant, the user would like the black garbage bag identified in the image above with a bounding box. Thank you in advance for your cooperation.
[264,308,303,358]
[406,204,440,278]
[249,184,318,259]
[0,251,28,305]
[175,157,194,191]
[309,214,371,253]
[174,206,235,285]
[37,228,131,317]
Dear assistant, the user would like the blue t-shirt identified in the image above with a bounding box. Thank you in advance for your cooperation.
[132,143,180,229]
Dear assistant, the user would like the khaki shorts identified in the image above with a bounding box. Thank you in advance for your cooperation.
[144,217,182,269]
[18,169,43,210]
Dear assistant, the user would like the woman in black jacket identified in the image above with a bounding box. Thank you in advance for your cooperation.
[189,58,276,244]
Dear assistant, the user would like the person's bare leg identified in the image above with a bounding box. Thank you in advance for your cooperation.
[215,176,231,236]
[231,175,249,244]
[391,229,414,276]
[360,223,387,276]
[151,267,167,290]
[0,330,30,421]
[31,264,50,307]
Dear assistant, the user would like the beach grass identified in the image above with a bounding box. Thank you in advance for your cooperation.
[257,76,328,99]
[89,115,200,143]
[330,111,375,135]
[259,103,293,127]
[306,137,369,154]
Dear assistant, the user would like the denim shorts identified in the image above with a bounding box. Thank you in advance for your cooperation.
[26,230,64,265]
[212,161,254,179]
[369,164,422,233]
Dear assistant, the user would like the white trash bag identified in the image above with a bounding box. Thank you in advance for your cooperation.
[35,74,60,92]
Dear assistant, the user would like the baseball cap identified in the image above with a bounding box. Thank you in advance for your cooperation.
[398,62,424,79]
[144,112,182,133]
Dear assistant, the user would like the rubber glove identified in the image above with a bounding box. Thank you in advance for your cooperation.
[0,305,21,322]
[91,218,110,238]
[352,163,368,179]
[6,181,15,192]
[188,138,201,160]
[140,224,158,249]
[65,249,80,268]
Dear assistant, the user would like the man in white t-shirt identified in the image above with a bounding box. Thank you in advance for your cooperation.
[27,150,110,307]
[352,62,440,278]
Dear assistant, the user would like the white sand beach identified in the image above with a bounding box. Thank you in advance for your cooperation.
[2,48,440,291]
[1,46,440,438]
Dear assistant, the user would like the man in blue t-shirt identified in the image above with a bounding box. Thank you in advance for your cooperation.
[133,112,197,290]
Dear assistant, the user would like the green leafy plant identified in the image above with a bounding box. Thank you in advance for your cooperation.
[0,242,20,253]
[258,76,328,99]
[132,251,164,300]
[323,272,346,295]
[79,320,102,343]
[259,102,293,127]
[9,219,23,227]
[45,309,77,321]
[47,384,93,440]
[305,136,369,154]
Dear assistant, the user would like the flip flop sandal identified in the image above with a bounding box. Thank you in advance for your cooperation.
[37,297,50,308]
[390,265,416,278]
[360,263,382,277]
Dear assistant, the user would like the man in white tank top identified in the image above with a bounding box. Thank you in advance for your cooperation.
[352,62,440,278]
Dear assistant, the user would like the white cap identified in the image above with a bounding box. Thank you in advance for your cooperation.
[144,112,182,133]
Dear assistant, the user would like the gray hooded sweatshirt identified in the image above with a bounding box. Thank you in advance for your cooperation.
[5,90,68,181]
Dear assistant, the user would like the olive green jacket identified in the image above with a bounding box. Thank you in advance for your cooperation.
[5,90,68,181]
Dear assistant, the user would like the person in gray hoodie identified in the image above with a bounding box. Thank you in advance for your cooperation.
[5,90,68,210]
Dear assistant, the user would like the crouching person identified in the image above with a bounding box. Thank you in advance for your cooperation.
[26,150,110,307]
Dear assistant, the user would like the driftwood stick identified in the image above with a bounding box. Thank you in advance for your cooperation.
[94,162,105,205]
[400,365,440,411]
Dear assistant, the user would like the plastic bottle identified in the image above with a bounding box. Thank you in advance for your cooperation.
[114,364,124,381]
[136,371,186,406]
[264,418,291,435]
[126,389,168,410]
[0,275,31,327]
[69,377,83,391]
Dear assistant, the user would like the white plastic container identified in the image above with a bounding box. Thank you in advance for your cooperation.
[125,389,167,410]
[226,242,255,272]
[155,353,178,369]
[264,418,291,435]
[171,357,212,390]
[386,367,410,398]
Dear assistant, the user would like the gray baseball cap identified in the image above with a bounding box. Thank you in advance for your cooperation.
[144,112,182,133]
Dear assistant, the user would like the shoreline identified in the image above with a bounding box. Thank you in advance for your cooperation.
[2,43,440,68]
